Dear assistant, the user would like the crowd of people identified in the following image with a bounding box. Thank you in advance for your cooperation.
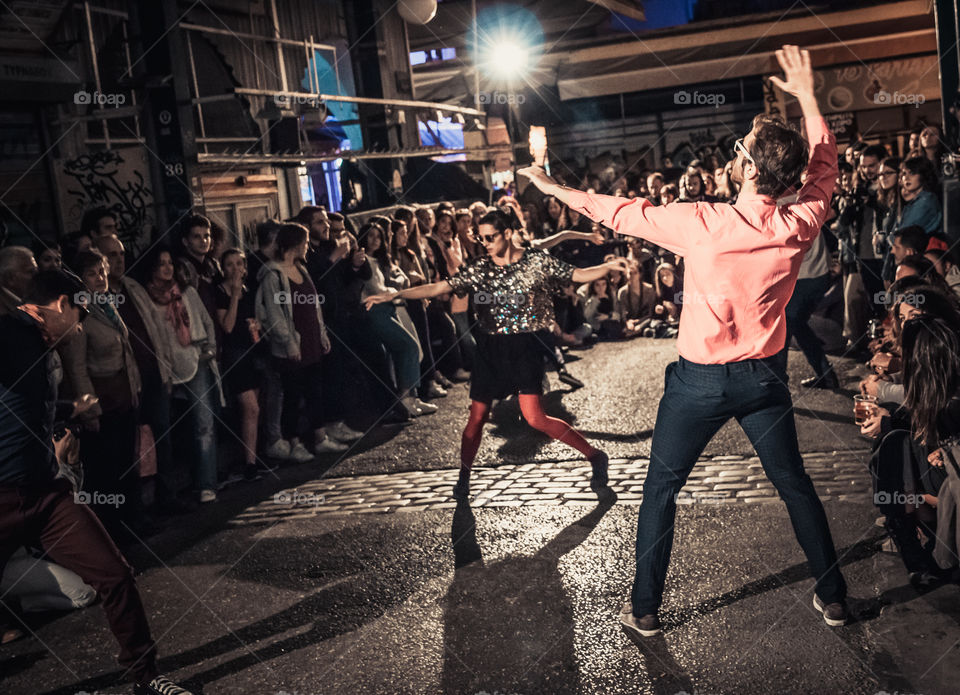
[1,98,959,679]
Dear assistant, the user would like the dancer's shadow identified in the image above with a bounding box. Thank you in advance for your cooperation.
[621,631,696,695]
[441,494,615,694]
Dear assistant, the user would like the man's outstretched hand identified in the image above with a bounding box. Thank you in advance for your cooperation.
[518,165,558,194]
[768,45,814,100]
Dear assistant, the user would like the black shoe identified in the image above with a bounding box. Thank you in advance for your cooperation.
[619,602,661,637]
[801,371,839,389]
[243,464,263,482]
[453,480,470,499]
[589,451,609,489]
[135,674,195,694]
[910,569,947,591]
[558,369,585,390]
[813,594,848,626]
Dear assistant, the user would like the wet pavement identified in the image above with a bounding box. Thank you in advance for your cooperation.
[2,341,959,695]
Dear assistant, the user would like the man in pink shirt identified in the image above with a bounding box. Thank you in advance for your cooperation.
[521,46,848,634]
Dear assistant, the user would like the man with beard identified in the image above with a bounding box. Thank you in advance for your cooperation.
[520,45,849,635]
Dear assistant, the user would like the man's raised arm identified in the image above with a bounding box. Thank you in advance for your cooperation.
[770,45,838,236]
[518,167,691,257]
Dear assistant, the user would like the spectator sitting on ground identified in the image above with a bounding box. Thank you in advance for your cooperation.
[618,256,657,337]
[925,248,960,298]
[645,172,664,204]
[678,170,718,203]
[860,314,960,587]
[553,281,594,347]
[659,183,678,206]
[895,254,938,282]
[579,274,622,339]
[654,261,682,322]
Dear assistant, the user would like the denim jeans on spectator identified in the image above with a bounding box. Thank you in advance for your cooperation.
[452,311,477,370]
[174,360,218,491]
[785,273,832,378]
[405,298,437,382]
[631,351,848,615]
[368,303,421,395]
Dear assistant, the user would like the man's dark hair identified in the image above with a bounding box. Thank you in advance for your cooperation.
[327,211,345,224]
[23,269,85,306]
[838,161,853,175]
[181,214,211,240]
[80,207,116,237]
[898,253,936,278]
[860,144,888,163]
[293,205,326,226]
[747,114,808,197]
[256,219,282,249]
[894,225,929,256]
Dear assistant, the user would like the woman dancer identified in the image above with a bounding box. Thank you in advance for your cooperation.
[365,208,627,498]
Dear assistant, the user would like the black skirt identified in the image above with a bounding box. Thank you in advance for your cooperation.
[470,330,546,403]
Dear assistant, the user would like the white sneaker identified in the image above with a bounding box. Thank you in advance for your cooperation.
[328,421,364,442]
[424,382,448,398]
[401,396,424,417]
[199,489,217,503]
[414,398,438,414]
[265,438,291,460]
[288,438,314,462]
[136,674,195,695]
[315,437,349,454]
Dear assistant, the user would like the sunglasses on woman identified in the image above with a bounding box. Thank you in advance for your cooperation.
[475,230,503,244]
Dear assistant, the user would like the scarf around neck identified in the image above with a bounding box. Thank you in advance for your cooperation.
[147,279,191,347]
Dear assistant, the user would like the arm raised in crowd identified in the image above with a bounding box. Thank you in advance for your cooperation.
[771,45,838,238]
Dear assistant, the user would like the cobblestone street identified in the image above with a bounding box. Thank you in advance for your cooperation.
[233,449,874,523]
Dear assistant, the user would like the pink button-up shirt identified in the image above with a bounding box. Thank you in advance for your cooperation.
[565,116,837,364]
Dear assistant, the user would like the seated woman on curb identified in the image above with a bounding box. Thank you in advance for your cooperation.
[860,314,960,587]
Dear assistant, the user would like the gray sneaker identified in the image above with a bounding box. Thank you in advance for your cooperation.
[813,594,848,626]
[619,601,661,637]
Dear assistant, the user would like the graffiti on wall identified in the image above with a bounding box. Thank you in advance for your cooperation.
[667,126,739,171]
[57,148,154,253]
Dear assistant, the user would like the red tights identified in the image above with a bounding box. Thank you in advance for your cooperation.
[459,395,598,475]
